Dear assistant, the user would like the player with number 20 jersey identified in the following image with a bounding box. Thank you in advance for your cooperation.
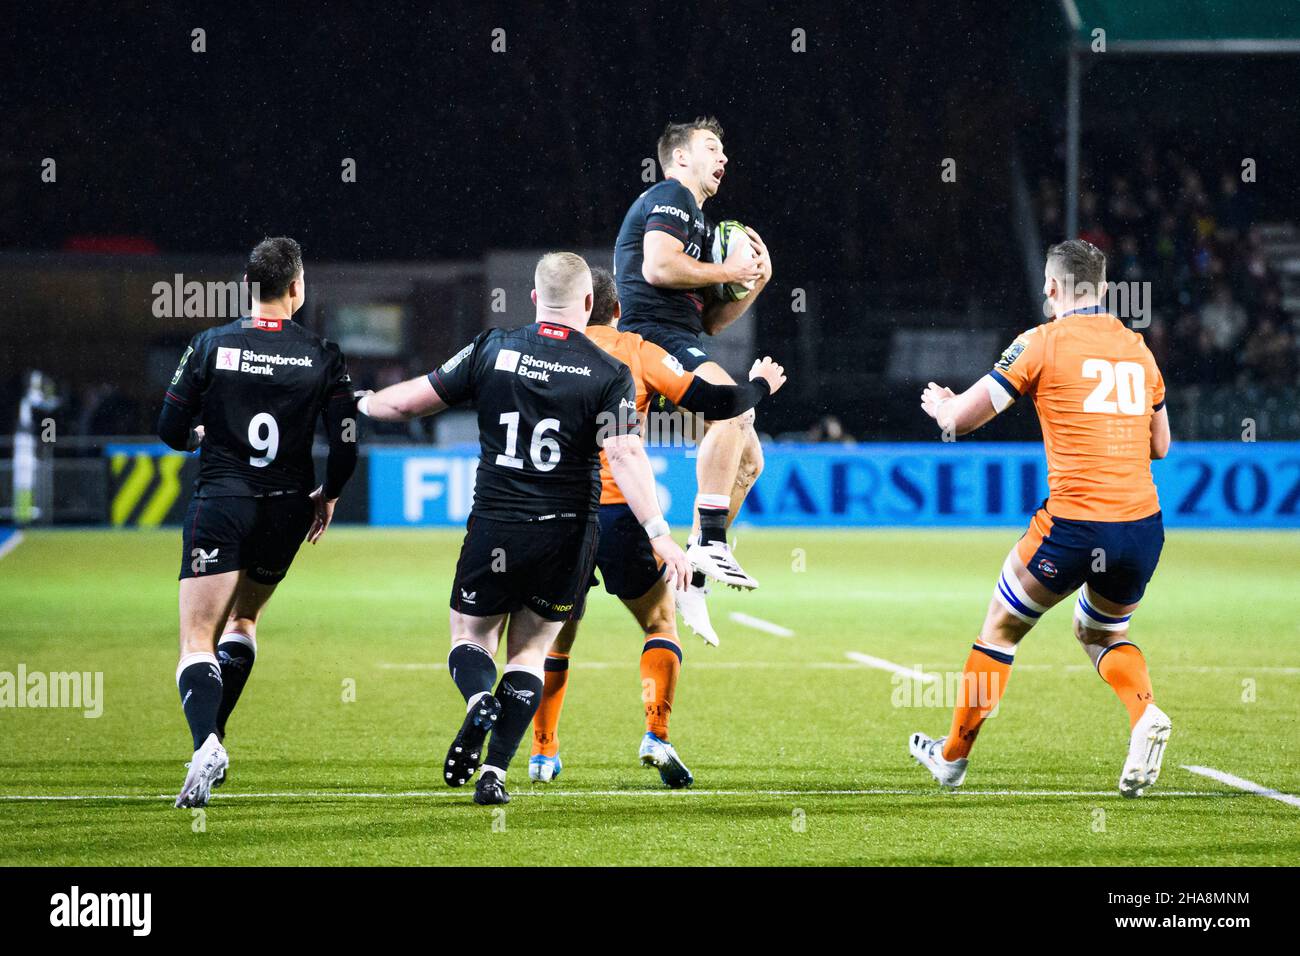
[908,240,1174,803]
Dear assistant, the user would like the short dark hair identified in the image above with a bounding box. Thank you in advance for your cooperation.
[1046,239,1106,293]
[657,116,724,171]
[588,267,619,326]
[246,237,303,300]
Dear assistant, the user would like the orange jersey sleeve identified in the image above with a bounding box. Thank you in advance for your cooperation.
[989,325,1047,399]
[637,337,695,405]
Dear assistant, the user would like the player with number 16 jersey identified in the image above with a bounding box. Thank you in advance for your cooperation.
[357,253,689,806]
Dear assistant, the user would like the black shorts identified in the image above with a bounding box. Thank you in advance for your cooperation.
[591,503,664,602]
[451,516,599,622]
[618,319,712,372]
[179,493,314,584]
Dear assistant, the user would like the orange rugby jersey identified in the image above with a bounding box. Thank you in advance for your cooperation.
[986,309,1166,522]
[586,323,695,506]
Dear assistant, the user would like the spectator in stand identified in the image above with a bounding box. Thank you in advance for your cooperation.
[1199,282,1248,354]
[806,414,857,445]
[1242,316,1298,386]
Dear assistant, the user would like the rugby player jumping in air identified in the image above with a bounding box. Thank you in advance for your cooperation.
[614,117,772,642]
[528,268,787,786]
[909,240,1172,798]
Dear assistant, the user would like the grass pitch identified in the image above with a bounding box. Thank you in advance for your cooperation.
[1,527,1297,866]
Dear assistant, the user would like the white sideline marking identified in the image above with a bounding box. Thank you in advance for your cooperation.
[845,652,940,685]
[376,660,1300,675]
[0,531,23,561]
[0,788,1227,803]
[1182,765,1300,809]
[378,661,861,671]
[727,612,795,637]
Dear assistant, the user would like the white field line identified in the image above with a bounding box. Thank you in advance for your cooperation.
[375,661,1300,675]
[0,531,23,561]
[845,652,941,685]
[0,788,1232,803]
[727,612,795,637]
[377,661,860,671]
[1182,766,1300,809]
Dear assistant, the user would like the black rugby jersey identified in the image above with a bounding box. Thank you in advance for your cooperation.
[428,322,638,522]
[164,316,353,497]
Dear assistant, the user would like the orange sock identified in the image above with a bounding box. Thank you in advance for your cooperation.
[530,653,569,757]
[942,640,1015,761]
[640,633,681,740]
[1097,642,1154,728]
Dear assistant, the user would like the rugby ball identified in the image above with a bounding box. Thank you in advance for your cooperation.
[711,219,757,302]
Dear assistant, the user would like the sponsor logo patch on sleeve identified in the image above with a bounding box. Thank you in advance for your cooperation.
[171,345,194,385]
[994,340,1026,372]
[440,343,473,373]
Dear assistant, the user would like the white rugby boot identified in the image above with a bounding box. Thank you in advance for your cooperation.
[909,732,968,789]
[1118,704,1171,798]
[687,537,758,591]
[676,576,720,647]
[175,733,229,808]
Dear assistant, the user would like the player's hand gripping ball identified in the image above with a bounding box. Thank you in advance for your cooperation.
[711,219,759,301]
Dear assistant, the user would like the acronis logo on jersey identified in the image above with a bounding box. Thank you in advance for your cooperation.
[650,203,690,223]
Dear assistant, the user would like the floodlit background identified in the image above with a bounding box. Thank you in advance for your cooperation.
[1,2,1297,867]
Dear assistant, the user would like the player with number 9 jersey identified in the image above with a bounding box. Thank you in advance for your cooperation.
[160,237,359,812]
[164,293,355,583]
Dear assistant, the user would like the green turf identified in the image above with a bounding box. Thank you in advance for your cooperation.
[1,527,1297,866]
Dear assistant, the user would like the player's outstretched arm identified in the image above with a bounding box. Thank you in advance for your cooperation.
[1150,405,1171,460]
[920,379,999,437]
[356,376,448,422]
[677,356,786,418]
[603,432,690,590]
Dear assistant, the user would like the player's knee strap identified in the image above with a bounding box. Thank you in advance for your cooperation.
[994,558,1049,625]
[1074,587,1132,633]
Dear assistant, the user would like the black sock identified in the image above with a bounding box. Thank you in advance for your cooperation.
[177,654,223,751]
[215,634,256,739]
[697,500,729,546]
[448,642,497,706]
[485,666,545,773]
